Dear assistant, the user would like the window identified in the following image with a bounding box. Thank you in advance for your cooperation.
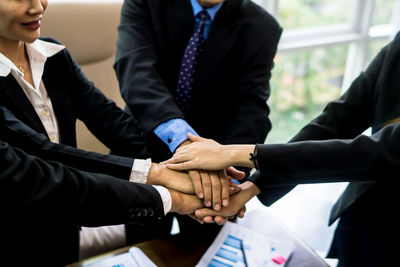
[268,45,348,143]
[248,0,400,262]
[277,0,356,29]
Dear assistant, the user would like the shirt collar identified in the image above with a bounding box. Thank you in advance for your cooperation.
[28,39,65,59]
[190,0,223,21]
[0,39,65,77]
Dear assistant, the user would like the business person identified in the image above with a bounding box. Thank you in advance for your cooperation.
[114,0,281,241]
[0,140,203,266]
[165,33,400,267]
[0,0,208,256]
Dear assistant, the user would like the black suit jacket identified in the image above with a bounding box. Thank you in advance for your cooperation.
[0,140,163,266]
[0,38,156,264]
[0,37,148,175]
[248,33,400,266]
[114,0,282,161]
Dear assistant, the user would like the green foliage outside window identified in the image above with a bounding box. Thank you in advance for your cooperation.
[267,46,347,143]
[263,0,395,144]
[278,0,354,29]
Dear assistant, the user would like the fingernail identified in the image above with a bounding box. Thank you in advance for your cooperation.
[206,201,212,207]
[214,204,221,211]
[223,199,229,206]
[198,192,204,198]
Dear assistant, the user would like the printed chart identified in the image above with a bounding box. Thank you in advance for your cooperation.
[197,221,295,267]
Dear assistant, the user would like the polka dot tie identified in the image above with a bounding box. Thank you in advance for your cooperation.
[175,10,210,112]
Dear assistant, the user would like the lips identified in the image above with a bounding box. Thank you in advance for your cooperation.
[21,19,41,30]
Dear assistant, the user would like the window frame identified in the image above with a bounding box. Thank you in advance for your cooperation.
[259,0,400,91]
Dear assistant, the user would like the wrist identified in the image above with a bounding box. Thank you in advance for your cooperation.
[178,139,192,148]
[168,189,181,213]
[147,163,161,185]
[229,145,256,168]
[240,181,261,200]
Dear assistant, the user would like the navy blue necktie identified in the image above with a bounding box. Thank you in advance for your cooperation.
[175,10,209,112]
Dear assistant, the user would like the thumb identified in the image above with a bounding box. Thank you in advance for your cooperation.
[188,133,206,142]
[166,162,192,171]
[195,208,218,219]
[226,167,246,180]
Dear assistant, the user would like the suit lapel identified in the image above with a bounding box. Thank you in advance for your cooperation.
[0,51,75,145]
[193,0,242,90]
[42,54,75,145]
[0,74,47,135]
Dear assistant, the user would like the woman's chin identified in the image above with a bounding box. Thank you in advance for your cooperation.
[23,36,39,44]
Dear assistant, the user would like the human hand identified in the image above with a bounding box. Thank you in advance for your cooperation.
[176,139,228,211]
[187,169,245,224]
[187,202,246,225]
[203,206,247,225]
[168,189,204,214]
[147,163,194,194]
[163,133,256,170]
[172,139,246,211]
[194,181,260,224]
[163,134,231,170]
[188,169,231,211]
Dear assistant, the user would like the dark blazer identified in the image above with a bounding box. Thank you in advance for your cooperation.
[0,37,148,175]
[248,33,400,266]
[114,0,282,161]
[0,38,155,265]
[0,140,163,266]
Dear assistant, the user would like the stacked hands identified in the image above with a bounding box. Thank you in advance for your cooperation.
[146,133,261,225]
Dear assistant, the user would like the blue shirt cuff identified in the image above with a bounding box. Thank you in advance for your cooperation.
[154,119,199,152]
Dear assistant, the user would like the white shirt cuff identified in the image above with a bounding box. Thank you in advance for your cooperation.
[130,158,152,183]
[152,185,172,215]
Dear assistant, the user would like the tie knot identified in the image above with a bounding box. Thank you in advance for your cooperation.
[197,10,209,23]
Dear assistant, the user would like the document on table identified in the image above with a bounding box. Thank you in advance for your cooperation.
[83,247,156,267]
[196,221,295,267]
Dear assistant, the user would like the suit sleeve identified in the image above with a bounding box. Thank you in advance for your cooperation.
[0,106,134,180]
[0,140,164,226]
[248,34,388,206]
[114,0,184,136]
[61,48,148,158]
[254,121,400,187]
[222,16,282,146]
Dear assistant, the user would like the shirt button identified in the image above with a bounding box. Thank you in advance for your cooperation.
[167,138,172,143]
[41,109,49,116]
[49,136,56,142]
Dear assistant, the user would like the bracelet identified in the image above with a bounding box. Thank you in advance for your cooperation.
[249,143,259,170]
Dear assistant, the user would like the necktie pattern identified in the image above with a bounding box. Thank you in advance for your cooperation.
[175,10,209,112]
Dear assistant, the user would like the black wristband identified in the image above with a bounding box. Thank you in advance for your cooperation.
[249,143,259,170]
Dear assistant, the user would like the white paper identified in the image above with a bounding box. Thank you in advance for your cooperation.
[129,247,157,267]
[196,221,295,267]
[83,252,138,267]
